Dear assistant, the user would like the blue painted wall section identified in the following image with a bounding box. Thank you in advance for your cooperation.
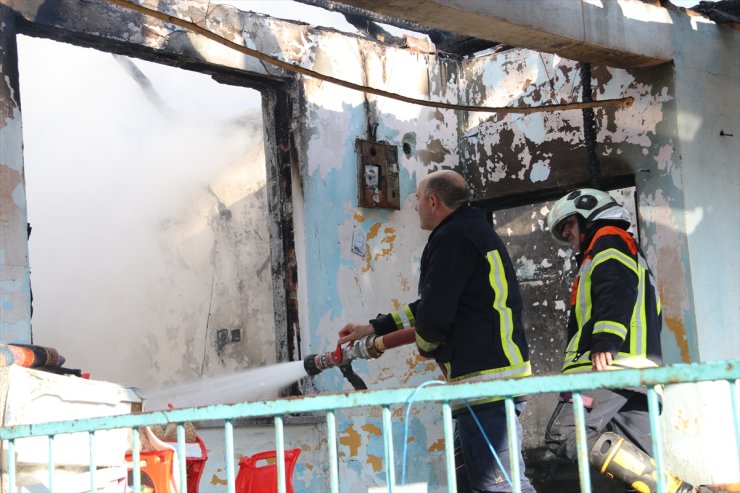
[0,6,32,344]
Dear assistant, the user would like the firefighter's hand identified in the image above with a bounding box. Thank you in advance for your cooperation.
[338,323,375,344]
[592,351,613,371]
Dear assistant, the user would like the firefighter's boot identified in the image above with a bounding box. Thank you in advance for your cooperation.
[589,432,695,493]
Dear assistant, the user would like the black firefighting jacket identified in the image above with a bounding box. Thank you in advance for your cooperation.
[369,205,531,409]
[562,222,664,374]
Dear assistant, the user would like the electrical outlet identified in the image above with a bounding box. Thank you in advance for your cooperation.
[231,328,242,343]
[216,329,229,351]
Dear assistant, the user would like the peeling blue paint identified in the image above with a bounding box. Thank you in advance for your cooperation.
[403,415,436,485]
[12,182,27,208]
[303,172,349,287]
[529,161,550,183]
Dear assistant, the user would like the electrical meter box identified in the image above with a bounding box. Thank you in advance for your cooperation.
[356,139,400,210]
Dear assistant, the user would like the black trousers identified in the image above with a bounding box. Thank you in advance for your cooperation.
[544,388,654,462]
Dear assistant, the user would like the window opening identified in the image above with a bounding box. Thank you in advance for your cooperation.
[18,35,284,402]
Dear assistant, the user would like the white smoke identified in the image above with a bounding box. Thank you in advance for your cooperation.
[17,35,271,389]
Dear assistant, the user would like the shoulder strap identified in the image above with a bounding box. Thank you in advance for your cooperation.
[573,226,640,305]
[584,226,637,257]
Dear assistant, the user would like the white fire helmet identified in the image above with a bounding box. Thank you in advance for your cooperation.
[546,188,617,243]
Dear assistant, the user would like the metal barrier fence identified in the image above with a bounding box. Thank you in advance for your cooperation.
[1,360,738,493]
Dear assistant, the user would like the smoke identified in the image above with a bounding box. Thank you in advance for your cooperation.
[17,36,272,389]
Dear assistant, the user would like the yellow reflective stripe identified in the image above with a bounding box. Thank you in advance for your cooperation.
[591,248,638,274]
[569,261,591,357]
[564,337,580,360]
[563,350,592,373]
[391,305,416,329]
[563,354,659,373]
[633,266,648,356]
[449,361,532,382]
[593,320,628,340]
[611,355,659,369]
[487,250,524,366]
[403,306,416,327]
[564,350,589,364]
[415,331,440,353]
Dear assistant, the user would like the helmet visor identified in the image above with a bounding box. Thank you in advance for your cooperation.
[551,213,577,244]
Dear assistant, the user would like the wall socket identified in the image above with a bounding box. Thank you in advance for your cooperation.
[216,328,242,351]
[217,329,229,351]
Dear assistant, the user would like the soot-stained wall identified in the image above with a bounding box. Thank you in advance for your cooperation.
[460,49,694,365]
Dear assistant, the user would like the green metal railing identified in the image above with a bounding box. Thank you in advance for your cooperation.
[2,360,739,493]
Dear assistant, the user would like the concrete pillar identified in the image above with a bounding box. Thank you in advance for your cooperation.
[670,13,740,364]
[0,6,32,343]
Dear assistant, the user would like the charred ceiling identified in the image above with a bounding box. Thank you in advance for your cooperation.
[294,0,500,57]
[691,0,740,23]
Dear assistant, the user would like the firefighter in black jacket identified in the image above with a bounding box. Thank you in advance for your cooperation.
[339,170,535,492]
[544,188,694,493]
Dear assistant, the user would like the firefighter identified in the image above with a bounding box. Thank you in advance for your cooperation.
[339,170,536,492]
[544,188,694,493]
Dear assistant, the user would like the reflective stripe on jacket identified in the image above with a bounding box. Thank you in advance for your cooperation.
[563,225,663,374]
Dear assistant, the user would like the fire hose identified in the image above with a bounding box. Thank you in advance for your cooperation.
[303,327,416,390]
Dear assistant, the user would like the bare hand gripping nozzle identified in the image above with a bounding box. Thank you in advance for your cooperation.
[303,327,416,377]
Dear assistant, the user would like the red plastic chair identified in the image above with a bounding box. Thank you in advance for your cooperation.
[184,437,208,493]
[162,436,209,493]
[235,448,301,493]
[125,448,174,493]
[128,436,208,493]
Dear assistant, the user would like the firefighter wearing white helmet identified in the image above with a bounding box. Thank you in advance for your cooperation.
[546,188,619,246]
[544,188,693,493]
